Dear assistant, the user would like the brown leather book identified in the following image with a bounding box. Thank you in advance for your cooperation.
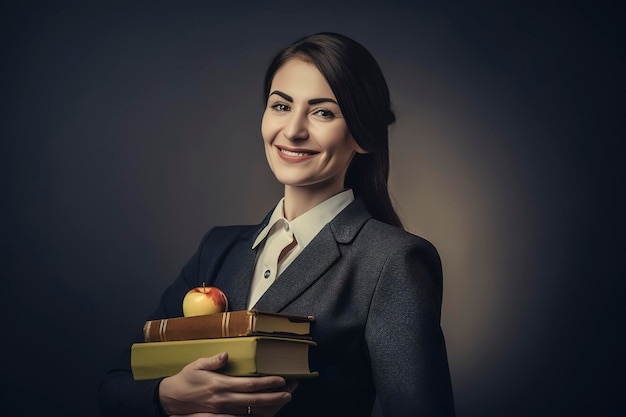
[143,309,314,342]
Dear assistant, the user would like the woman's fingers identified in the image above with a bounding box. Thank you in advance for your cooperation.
[189,352,229,372]
[230,376,288,393]
[161,353,295,416]
[190,355,287,394]
[226,389,292,407]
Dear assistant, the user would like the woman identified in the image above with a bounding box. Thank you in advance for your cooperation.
[99,32,455,417]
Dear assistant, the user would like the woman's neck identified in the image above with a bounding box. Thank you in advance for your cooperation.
[283,184,344,221]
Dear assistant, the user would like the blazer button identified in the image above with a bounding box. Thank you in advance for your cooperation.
[264,269,271,279]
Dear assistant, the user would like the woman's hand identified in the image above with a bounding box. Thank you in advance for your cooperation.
[159,352,297,417]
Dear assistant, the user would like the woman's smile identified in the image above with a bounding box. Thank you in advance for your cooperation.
[277,145,320,160]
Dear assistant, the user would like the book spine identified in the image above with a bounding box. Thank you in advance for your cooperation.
[143,311,254,342]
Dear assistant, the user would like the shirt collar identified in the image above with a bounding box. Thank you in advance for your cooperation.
[252,198,287,249]
[252,189,354,249]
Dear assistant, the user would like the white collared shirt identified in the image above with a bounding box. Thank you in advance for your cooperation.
[247,189,355,309]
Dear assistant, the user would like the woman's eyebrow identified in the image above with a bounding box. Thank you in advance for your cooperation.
[308,97,338,105]
[269,90,293,102]
[269,90,338,105]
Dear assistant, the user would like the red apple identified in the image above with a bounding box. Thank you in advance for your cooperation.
[182,284,228,317]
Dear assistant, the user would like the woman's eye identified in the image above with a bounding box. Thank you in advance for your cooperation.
[313,109,335,119]
[272,103,290,112]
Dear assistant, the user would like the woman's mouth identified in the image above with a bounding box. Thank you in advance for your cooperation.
[281,148,312,157]
[277,146,319,161]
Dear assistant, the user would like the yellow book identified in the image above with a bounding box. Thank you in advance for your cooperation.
[131,336,318,380]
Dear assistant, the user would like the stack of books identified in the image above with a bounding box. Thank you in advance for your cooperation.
[131,309,318,380]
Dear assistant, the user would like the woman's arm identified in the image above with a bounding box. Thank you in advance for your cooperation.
[365,235,455,416]
[98,228,296,416]
[98,352,295,417]
[159,352,296,417]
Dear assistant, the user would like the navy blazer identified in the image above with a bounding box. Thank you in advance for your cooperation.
[99,198,455,416]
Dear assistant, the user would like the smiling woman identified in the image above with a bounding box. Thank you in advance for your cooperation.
[98,32,455,417]
[262,59,366,218]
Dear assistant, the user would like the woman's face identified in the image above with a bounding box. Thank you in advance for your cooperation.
[261,58,364,195]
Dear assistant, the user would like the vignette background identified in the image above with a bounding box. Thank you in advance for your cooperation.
[2,2,624,416]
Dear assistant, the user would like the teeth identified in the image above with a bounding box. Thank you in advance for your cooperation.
[281,149,310,157]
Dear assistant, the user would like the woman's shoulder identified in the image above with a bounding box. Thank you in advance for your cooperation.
[332,198,440,259]
[199,223,262,245]
[361,219,444,291]
[363,218,440,256]
[200,209,273,242]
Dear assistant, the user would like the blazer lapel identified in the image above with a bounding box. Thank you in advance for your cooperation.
[214,214,271,311]
[252,224,340,312]
[215,240,256,311]
[253,198,371,312]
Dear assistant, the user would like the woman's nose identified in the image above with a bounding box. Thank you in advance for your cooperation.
[282,112,309,141]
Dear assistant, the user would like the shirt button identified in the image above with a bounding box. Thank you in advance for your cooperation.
[284,222,290,231]
[264,270,271,279]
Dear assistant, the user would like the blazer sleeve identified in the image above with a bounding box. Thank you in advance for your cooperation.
[365,234,455,416]
[97,229,217,417]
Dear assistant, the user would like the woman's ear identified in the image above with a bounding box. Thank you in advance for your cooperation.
[352,138,369,154]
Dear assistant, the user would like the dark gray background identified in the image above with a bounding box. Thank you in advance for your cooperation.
[2,2,624,416]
